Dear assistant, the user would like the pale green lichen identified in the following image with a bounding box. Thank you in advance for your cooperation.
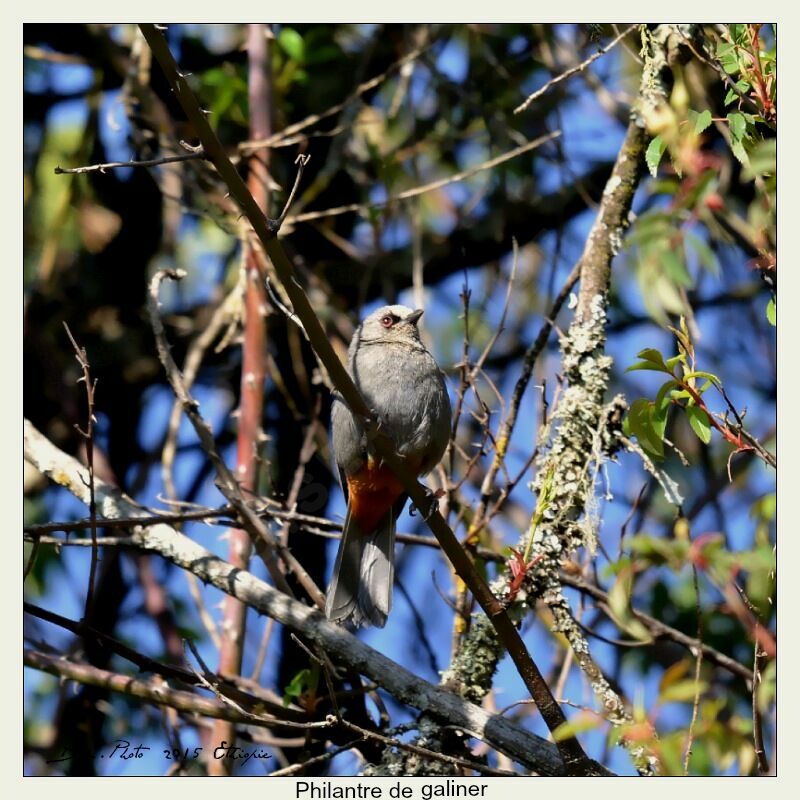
[440,614,503,704]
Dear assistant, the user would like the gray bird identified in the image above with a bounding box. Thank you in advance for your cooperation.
[326,304,452,627]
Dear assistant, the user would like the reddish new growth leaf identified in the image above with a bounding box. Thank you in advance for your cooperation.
[688,531,722,570]
[505,548,544,603]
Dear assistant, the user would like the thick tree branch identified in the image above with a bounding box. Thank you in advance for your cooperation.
[210,22,272,776]
[24,418,598,776]
[27,519,754,684]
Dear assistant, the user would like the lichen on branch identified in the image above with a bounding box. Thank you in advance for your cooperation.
[439,26,695,778]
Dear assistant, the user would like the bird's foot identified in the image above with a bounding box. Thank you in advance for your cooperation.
[409,487,446,521]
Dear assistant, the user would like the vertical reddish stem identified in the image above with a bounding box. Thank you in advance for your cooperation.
[207,23,271,775]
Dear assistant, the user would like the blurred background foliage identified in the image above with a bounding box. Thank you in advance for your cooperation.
[23,23,775,776]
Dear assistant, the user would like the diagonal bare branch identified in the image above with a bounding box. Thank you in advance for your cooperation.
[23,417,589,776]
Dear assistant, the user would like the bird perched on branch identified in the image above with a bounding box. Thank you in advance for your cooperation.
[326,305,452,628]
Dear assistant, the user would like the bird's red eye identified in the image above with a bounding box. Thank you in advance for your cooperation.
[381,315,394,328]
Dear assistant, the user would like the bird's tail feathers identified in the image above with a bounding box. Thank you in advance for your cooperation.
[325,506,398,628]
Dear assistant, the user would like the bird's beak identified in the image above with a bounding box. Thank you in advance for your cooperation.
[407,309,424,326]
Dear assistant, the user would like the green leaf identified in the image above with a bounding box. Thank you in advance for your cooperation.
[627,347,671,374]
[750,492,776,523]
[730,137,750,167]
[607,569,653,642]
[629,535,689,567]
[690,109,713,134]
[304,44,341,66]
[727,112,747,142]
[742,139,776,179]
[629,210,675,240]
[662,250,693,288]
[659,660,692,694]
[655,379,679,413]
[665,355,685,371]
[627,398,665,458]
[757,660,776,714]
[553,714,603,742]
[696,380,713,395]
[646,135,667,177]
[282,664,319,706]
[716,43,740,74]
[637,348,667,367]
[278,27,305,62]
[686,406,712,444]
[282,668,311,705]
[651,398,669,441]
[685,231,720,276]
[766,297,776,326]
[626,361,671,374]
[724,79,749,106]
[682,370,721,386]
[729,24,748,45]
[661,679,709,704]
[607,569,632,623]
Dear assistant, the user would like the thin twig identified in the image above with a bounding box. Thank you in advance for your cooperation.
[561,573,753,682]
[470,260,581,541]
[448,277,475,657]
[249,617,275,683]
[63,322,99,621]
[237,44,434,154]
[278,400,321,546]
[289,633,342,721]
[332,716,518,777]
[267,740,366,776]
[274,153,311,231]
[683,565,704,775]
[282,132,560,225]
[24,507,236,535]
[146,268,325,609]
[24,537,41,581]
[184,638,283,727]
[395,577,441,676]
[618,483,648,559]
[514,25,638,114]
[677,28,776,132]
[29,502,755,684]
[159,279,245,650]
[264,276,305,333]
[752,635,770,774]
[472,238,519,377]
[162,273,245,501]
[25,648,334,732]
[54,150,206,175]
[24,602,306,722]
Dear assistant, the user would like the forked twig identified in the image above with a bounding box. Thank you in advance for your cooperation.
[62,322,100,620]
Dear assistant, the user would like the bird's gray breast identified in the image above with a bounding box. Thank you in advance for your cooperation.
[332,341,451,476]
